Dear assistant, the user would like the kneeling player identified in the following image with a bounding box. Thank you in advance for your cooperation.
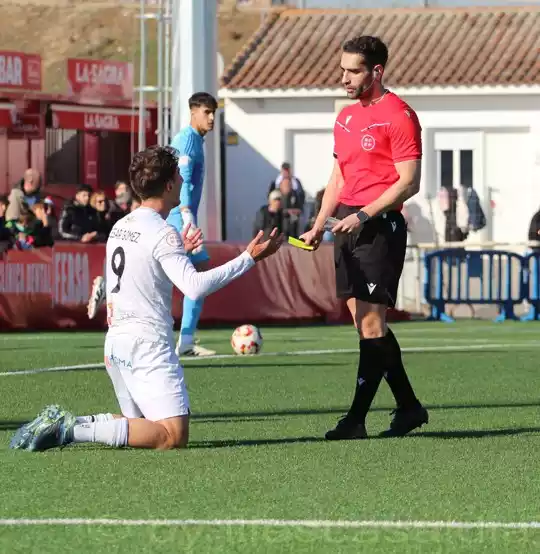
[11,146,282,452]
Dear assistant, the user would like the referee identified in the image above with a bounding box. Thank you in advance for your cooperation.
[301,36,428,440]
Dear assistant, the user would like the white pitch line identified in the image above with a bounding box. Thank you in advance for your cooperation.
[0,363,104,376]
[0,518,538,530]
[0,341,539,377]
[1,323,539,342]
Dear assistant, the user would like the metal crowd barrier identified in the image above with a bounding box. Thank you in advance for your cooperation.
[423,248,536,322]
[521,252,540,321]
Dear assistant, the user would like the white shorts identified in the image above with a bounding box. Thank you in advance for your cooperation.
[104,333,190,421]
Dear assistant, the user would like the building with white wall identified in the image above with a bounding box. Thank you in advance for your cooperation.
[219,5,540,245]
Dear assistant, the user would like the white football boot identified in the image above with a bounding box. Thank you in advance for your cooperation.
[176,338,216,357]
[87,276,106,319]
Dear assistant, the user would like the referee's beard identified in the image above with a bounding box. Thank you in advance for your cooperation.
[348,76,377,101]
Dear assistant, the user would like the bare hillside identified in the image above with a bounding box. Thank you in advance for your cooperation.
[0,2,262,94]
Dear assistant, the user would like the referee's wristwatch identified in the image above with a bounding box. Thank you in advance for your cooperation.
[356,210,370,224]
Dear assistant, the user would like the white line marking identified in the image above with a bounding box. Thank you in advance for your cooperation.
[0,324,538,342]
[0,363,103,376]
[1,342,539,377]
[0,518,538,530]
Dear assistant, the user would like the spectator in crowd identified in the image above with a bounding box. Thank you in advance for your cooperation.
[90,190,114,242]
[278,176,304,238]
[269,162,305,208]
[7,209,36,250]
[305,188,324,231]
[43,196,60,241]
[463,184,486,235]
[28,201,54,247]
[528,207,540,253]
[6,168,42,221]
[0,195,13,252]
[0,195,10,237]
[109,180,132,224]
[438,185,469,243]
[253,189,287,239]
[305,188,333,242]
[58,184,98,243]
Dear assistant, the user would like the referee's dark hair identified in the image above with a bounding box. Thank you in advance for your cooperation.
[129,146,179,200]
[189,92,218,111]
[342,36,389,70]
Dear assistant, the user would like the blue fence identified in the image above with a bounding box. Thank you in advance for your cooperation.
[424,249,540,322]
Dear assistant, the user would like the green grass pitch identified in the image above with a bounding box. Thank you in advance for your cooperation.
[0,322,539,553]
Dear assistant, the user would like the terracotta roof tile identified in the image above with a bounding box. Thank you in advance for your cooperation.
[221,6,540,89]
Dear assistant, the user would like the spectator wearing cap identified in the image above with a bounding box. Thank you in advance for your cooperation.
[269,162,305,209]
[6,168,42,222]
[58,184,99,243]
[253,189,287,240]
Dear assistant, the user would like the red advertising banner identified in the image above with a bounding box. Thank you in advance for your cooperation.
[7,113,45,139]
[67,58,133,101]
[0,243,411,331]
[0,51,42,91]
[51,104,151,134]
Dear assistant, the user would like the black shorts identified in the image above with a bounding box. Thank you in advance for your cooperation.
[334,204,407,307]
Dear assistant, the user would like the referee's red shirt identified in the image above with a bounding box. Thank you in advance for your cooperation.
[333,92,422,208]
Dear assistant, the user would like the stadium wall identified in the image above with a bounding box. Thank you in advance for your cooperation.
[0,242,411,331]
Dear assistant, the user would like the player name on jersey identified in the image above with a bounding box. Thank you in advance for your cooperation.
[109,227,141,243]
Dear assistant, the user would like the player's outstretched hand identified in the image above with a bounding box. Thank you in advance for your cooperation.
[182,223,204,254]
[299,227,324,251]
[246,228,284,262]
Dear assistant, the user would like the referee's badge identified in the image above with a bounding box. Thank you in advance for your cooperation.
[361,134,376,151]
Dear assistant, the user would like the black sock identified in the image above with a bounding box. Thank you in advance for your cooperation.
[347,337,386,423]
[383,328,421,410]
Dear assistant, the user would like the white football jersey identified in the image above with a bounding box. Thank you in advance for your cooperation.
[105,207,254,340]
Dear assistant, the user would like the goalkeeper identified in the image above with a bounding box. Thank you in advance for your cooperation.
[166,92,218,357]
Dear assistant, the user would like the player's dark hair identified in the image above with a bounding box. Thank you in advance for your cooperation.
[129,146,179,200]
[342,36,388,70]
[189,92,218,111]
[0,194,8,206]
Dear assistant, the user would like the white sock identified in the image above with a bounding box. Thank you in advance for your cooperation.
[178,335,194,350]
[73,419,129,448]
[76,413,115,424]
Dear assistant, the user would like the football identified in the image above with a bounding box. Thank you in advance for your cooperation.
[231,324,263,355]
